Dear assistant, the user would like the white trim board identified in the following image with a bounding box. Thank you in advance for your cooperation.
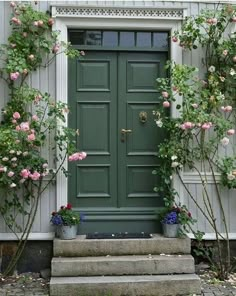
[53,5,184,209]
[0,232,55,241]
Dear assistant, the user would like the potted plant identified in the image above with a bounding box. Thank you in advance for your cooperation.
[160,205,194,238]
[51,203,80,240]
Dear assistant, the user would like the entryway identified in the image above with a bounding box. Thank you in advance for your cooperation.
[68,30,169,233]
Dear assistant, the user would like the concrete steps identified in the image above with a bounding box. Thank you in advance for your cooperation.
[53,234,191,257]
[52,254,195,276]
[50,234,201,296]
[50,274,201,296]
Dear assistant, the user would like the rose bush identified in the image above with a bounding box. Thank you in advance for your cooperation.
[0,2,85,275]
[154,4,236,279]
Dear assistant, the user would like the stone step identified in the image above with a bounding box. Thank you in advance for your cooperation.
[52,254,195,276]
[53,234,191,257]
[50,274,201,296]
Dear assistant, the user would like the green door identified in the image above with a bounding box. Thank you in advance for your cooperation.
[68,51,167,233]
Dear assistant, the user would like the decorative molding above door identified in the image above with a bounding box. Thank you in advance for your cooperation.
[51,6,185,20]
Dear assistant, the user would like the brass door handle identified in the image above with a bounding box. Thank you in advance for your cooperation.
[121,129,132,134]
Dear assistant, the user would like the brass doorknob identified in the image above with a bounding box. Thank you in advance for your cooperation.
[121,129,132,134]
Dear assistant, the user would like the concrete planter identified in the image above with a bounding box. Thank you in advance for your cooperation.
[60,225,77,240]
[162,224,179,238]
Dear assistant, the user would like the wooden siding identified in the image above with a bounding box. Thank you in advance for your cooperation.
[0,1,235,239]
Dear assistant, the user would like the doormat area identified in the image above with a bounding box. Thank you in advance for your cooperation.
[86,232,152,239]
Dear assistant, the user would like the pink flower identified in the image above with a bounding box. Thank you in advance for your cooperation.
[68,152,87,161]
[225,106,233,112]
[12,119,17,124]
[80,50,85,56]
[0,166,7,173]
[27,133,35,141]
[52,44,60,54]
[220,137,229,146]
[30,171,41,181]
[34,94,42,104]
[172,36,178,42]
[163,101,170,108]
[13,112,20,119]
[33,21,39,27]
[28,54,35,61]
[42,163,48,168]
[8,171,14,177]
[162,91,169,98]
[184,122,194,129]
[10,2,16,7]
[201,123,212,130]
[20,122,30,131]
[10,72,20,81]
[32,115,38,121]
[227,129,235,136]
[48,18,54,26]
[38,20,44,27]
[222,50,228,56]
[231,17,236,23]
[15,125,21,131]
[191,103,198,109]
[20,169,30,179]
[11,17,21,25]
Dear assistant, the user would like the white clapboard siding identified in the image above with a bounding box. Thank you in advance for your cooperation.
[0,1,235,240]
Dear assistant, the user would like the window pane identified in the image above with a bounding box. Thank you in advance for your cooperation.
[120,32,135,47]
[136,32,151,47]
[69,31,85,45]
[153,32,168,49]
[103,31,118,46]
[85,31,102,46]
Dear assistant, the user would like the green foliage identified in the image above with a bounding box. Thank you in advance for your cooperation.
[155,4,236,280]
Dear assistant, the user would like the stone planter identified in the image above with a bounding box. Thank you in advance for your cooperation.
[59,225,77,240]
[162,223,180,238]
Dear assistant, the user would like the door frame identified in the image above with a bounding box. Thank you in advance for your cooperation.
[52,4,185,209]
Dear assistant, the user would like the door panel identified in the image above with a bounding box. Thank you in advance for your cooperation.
[118,52,167,208]
[68,52,117,208]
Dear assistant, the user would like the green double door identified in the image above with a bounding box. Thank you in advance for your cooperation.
[68,51,167,233]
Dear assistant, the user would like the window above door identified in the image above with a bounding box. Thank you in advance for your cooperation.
[68,30,169,51]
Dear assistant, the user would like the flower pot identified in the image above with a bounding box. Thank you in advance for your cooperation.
[59,225,77,240]
[162,223,179,238]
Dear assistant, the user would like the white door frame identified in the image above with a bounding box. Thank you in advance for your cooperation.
[52,5,185,209]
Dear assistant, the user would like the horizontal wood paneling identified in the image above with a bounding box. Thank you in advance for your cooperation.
[0,1,235,239]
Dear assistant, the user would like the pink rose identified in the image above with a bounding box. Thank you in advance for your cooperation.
[162,91,169,98]
[48,18,54,26]
[202,123,211,130]
[12,119,17,124]
[225,106,233,112]
[80,152,87,159]
[163,101,170,108]
[80,50,85,56]
[172,36,178,42]
[13,112,20,119]
[8,171,14,177]
[184,122,193,129]
[227,129,235,136]
[38,20,44,27]
[20,169,30,179]
[30,171,41,181]
[20,122,30,131]
[28,54,35,61]
[231,17,236,23]
[15,125,21,131]
[34,94,42,104]
[27,133,35,141]
[32,115,38,121]
[10,2,16,7]
[33,21,39,27]
[0,166,7,173]
[52,44,60,54]
[42,163,48,168]
[10,72,20,81]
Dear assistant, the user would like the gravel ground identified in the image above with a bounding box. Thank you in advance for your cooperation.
[0,270,236,295]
